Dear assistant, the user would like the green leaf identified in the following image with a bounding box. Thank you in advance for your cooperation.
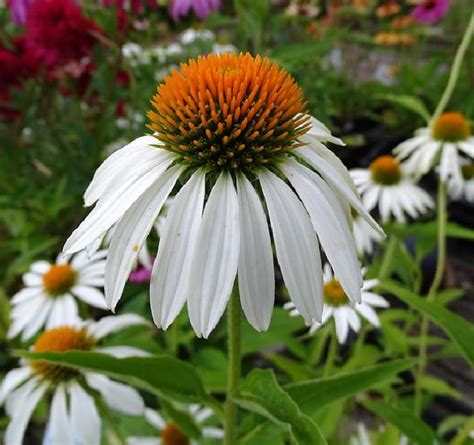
[363,400,436,445]
[160,399,201,439]
[285,359,414,414]
[19,351,211,403]
[420,376,461,399]
[378,94,431,123]
[380,281,474,367]
[235,369,327,445]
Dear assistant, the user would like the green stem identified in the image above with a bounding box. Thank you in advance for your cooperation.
[414,180,447,415]
[431,13,474,123]
[323,330,337,378]
[451,416,474,445]
[224,289,242,445]
[379,235,397,282]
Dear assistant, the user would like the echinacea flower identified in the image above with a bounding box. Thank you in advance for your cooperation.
[8,251,108,340]
[128,405,223,445]
[394,112,474,182]
[64,53,382,338]
[169,0,221,21]
[350,155,434,223]
[411,0,449,24]
[0,314,148,445]
[285,265,389,344]
[25,0,102,71]
[447,160,474,202]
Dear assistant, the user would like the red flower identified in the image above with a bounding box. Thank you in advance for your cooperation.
[25,0,102,71]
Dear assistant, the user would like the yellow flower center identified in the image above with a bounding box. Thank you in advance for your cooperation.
[31,327,95,381]
[461,163,474,180]
[432,112,470,142]
[147,53,311,173]
[161,422,189,445]
[324,278,349,307]
[370,155,402,185]
[43,264,76,297]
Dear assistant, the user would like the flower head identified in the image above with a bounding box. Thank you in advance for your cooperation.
[285,265,389,344]
[412,0,449,24]
[0,314,148,445]
[351,155,434,223]
[394,112,474,182]
[8,250,108,340]
[169,0,221,21]
[447,160,474,202]
[25,0,102,70]
[64,53,383,338]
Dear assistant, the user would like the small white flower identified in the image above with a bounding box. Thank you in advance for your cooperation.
[394,112,474,182]
[1,314,148,445]
[285,264,389,344]
[64,54,383,338]
[128,405,223,445]
[447,160,474,203]
[180,28,215,45]
[8,251,108,340]
[350,155,434,223]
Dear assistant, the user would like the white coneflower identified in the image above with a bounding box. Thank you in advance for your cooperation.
[8,250,108,340]
[285,265,389,344]
[447,160,474,202]
[350,155,434,223]
[394,112,474,182]
[0,314,148,445]
[64,53,383,338]
[128,405,223,445]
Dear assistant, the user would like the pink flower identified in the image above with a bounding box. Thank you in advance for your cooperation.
[25,0,102,69]
[169,0,220,21]
[412,0,449,24]
[129,266,153,283]
[7,0,38,25]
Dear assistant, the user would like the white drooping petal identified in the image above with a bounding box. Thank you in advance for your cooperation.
[86,314,147,339]
[236,174,275,331]
[21,298,54,340]
[295,143,384,237]
[71,285,107,309]
[333,307,350,344]
[69,382,101,445]
[22,272,42,287]
[85,373,144,415]
[0,368,31,405]
[259,170,323,323]
[45,295,78,330]
[84,136,160,206]
[49,385,73,444]
[306,116,344,145]
[150,170,205,329]
[5,380,48,445]
[105,165,182,310]
[283,160,362,304]
[30,261,51,275]
[64,152,174,255]
[188,174,240,338]
[11,287,43,305]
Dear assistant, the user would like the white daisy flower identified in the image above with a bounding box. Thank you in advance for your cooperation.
[352,212,383,256]
[350,155,434,223]
[394,112,474,182]
[447,160,474,202]
[8,250,108,341]
[285,264,389,344]
[0,314,148,445]
[63,53,382,338]
[128,405,223,445]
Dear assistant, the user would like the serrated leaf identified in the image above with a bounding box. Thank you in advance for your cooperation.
[235,369,327,445]
[363,400,436,445]
[380,281,474,367]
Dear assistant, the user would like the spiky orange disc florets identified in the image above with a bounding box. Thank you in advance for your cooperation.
[147,53,311,172]
[43,264,76,297]
[432,112,470,142]
[370,155,402,185]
